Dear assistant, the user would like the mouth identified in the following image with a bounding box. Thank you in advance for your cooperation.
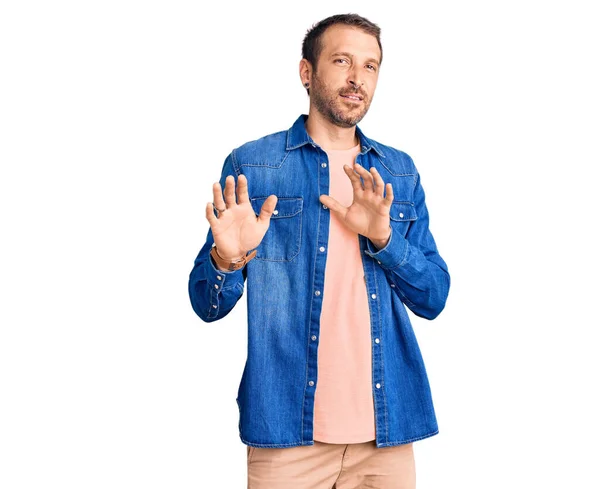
[340,93,363,103]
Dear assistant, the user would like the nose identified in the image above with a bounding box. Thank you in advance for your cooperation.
[349,79,364,91]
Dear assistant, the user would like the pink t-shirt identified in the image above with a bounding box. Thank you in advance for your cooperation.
[313,142,376,444]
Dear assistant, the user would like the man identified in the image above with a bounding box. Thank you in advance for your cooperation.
[188,13,450,489]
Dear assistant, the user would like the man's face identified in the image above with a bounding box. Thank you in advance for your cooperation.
[310,25,381,128]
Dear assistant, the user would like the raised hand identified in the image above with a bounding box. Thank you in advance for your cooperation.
[319,163,393,248]
[205,174,277,261]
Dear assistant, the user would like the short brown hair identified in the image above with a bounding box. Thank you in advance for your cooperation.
[301,13,383,94]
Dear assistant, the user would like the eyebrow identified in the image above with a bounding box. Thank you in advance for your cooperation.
[330,51,380,66]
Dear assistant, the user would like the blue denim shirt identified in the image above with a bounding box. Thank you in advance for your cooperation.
[188,114,450,448]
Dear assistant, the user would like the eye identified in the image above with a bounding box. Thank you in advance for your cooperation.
[366,64,377,72]
[334,58,349,65]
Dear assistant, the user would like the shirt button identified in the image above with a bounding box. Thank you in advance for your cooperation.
[319,246,325,252]
[371,293,377,299]
[377,260,381,264]
[309,380,315,386]
[214,284,219,289]
[216,275,222,280]
[273,210,279,215]
[315,290,321,296]
[321,162,327,168]
[375,338,380,344]
[322,204,328,209]
[390,284,396,288]
[311,335,317,341]
[399,212,404,218]
[376,383,381,389]
[212,305,217,309]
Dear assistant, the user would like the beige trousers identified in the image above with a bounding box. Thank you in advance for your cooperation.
[247,439,416,489]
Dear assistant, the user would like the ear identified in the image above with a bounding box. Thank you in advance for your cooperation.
[299,58,312,86]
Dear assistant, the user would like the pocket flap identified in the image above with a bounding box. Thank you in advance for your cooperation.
[389,201,417,222]
[250,197,303,219]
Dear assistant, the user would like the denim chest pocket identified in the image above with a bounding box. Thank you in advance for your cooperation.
[249,197,303,261]
[389,201,417,237]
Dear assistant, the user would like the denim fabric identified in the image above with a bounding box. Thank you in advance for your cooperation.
[188,114,450,448]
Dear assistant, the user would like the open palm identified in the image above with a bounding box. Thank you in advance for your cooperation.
[319,163,393,244]
[205,174,277,261]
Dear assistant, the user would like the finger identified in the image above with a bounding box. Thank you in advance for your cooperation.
[212,182,226,211]
[343,164,364,193]
[369,166,385,198]
[223,175,237,207]
[370,167,385,197]
[384,182,394,204]
[236,174,250,204]
[319,194,348,219]
[354,163,374,192]
[205,202,219,227]
[257,195,278,223]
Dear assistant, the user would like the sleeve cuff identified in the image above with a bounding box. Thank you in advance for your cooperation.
[206,252,245,285]
[364,225,409,270]
[202,253,245,319]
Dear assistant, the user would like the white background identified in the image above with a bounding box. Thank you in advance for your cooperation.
[1,1,599,488]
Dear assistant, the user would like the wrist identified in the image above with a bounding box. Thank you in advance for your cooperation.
[213,259,234,272]
[214,247,245,262]
[370,226,391,250]
[210,246,256,272]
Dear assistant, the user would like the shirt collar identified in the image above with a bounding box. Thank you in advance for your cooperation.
[286,114,386,159]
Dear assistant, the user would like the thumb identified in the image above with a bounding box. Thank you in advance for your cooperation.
[257,195,278,223]
[319,194,347,218]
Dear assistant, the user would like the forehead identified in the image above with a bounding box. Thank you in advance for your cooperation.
[319,25,381,61]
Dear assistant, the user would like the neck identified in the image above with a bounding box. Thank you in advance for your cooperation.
[304,108,359,151]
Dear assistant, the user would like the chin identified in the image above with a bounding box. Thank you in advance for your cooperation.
[338,112,368,128]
